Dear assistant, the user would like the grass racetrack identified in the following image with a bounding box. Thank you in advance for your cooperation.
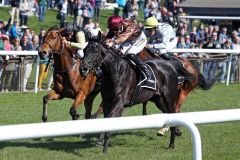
[0,83,240,160]
[0,6,240,160]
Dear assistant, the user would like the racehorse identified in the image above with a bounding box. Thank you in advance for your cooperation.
[80,33,194,152]
[138,48,215,135]
[38,27,102,122]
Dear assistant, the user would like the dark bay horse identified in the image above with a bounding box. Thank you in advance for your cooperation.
[38,28,102,122]
[79,34,194,152]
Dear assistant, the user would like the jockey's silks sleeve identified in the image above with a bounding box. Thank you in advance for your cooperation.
[113,19,141,45]
[69,31,86,49]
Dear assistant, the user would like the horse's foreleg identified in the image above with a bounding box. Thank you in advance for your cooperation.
[103,132,110,154]
[84,88,101,119]
[174,90,191,136]
[169,126,176,149]
[70,91,86,120]
[142,101,148,115]
[102,104,124,153]
[42,90,61,122]
[175,90,189,113]
[90,102,103,119]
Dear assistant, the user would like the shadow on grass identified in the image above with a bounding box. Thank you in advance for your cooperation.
[0,135,97,157]
[0,131,167,155]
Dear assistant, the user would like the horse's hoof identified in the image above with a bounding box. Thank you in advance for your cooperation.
[72,114,80,120]
[90,114,97,119]
[42,117,47,122]
[103,147,108,154]
[95,140,104,147]
[169,144,175,149]
[75,114,80,119]
[157,127,169,136]
[175,130,182,136]
[157,131,165,136]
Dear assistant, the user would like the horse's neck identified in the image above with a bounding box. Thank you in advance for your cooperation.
[103,53,131,81]
[53,47,75,71]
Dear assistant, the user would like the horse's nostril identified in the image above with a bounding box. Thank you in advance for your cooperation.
[80,67,89,77]
[42,51,47,55]
[82,67,88,72]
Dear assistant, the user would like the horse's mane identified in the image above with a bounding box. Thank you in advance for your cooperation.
[47,25,60,33]
[90,38,125,59]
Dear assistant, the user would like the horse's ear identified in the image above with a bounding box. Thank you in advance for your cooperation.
[58,28,65,34]
[97,31,102,42]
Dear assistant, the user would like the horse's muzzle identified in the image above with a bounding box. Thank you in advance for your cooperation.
[38,50,49,59]
[80,66,89,78]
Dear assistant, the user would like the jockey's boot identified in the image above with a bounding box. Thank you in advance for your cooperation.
[127,54,152,82]
[160,53,171,60]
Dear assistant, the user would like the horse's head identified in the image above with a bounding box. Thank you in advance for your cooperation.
[38,28,64,59]
[80,31,105,77]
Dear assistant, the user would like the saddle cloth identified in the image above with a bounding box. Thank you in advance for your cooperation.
[137,64,156,91]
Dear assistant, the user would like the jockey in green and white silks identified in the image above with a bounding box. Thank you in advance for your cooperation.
[144,16,178,60]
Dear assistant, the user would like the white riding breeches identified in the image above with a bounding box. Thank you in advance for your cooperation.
[161,37,178,54]
[77,49,84,58]
[116,31,147,55]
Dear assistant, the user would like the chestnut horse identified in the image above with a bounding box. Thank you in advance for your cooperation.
[80,34,195,152]
[38,28,102,122]
[139,48,215,135]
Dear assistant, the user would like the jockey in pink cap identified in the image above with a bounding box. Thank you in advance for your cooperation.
[105,15,152,82]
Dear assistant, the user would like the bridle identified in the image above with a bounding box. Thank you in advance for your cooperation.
[41,31,64,55]
[83,41,112,70]
[41,30,76,73]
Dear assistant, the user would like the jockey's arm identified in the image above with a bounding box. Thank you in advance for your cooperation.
[147,26,175,54]
[114,23,136,44]
[69,31,86,49]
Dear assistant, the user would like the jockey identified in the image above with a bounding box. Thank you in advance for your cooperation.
[105,15,152,81]
[144,16,178,60]
[62,23,90,59]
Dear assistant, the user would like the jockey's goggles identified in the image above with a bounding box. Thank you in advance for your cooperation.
[112,26,123,33]
[145,27,156,33]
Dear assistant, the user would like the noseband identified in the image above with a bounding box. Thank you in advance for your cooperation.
[42,31,64,55]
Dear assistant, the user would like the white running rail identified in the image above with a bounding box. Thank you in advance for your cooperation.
[0,109,240,160]
[0,49,238,93]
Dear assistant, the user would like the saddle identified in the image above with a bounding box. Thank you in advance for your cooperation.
[125,58,157,107]
[147,48,186,85]
[126,58,157,90]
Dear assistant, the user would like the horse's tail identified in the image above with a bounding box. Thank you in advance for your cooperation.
[197,71,215,90]
[172,61,196,82]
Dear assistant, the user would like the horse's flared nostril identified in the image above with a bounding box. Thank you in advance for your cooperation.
[80,67,89,77]
[39,50,48,59]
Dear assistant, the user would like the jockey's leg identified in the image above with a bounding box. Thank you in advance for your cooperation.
[76,49,84,59]
[160,53,171,60]
[127,54,152,81]
[160,37,178,60]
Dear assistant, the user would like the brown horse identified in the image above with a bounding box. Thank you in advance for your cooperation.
[38,27,102,122]
[138,48,215,135]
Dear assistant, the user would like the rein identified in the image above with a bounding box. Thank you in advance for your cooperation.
[42,32,64,55]
[92,42,124,66]
[53,55,77,73]
[42,31,77,74]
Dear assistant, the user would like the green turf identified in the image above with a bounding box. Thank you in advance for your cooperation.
[1,6,240,160]
[0,84,240,160]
